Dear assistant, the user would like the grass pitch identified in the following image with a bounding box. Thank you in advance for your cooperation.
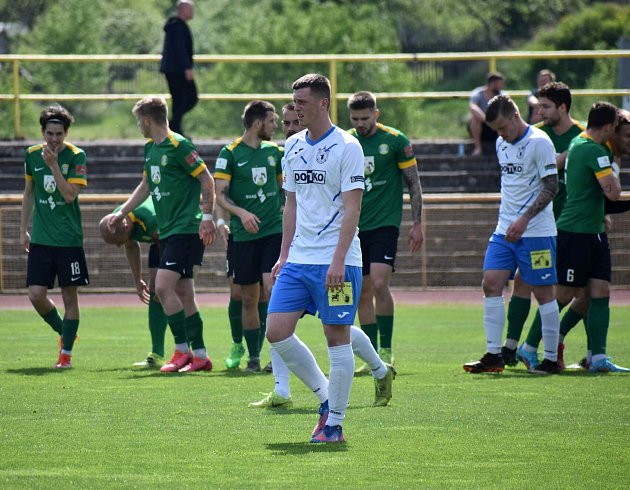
[1,304,629,489]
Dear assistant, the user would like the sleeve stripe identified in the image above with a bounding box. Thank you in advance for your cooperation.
[25,175,33,181]
[595,168,613,179]
[214,172,232,181]
[398,158,417,169]
[67,178,87,186]
[190,163,207,178]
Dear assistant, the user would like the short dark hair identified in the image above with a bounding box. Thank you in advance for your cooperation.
[587,102,618,129]
[39,105,74,131]
[292,73,331,101]
[132,97,168,124]
[282,102,295,112]
[537,82,572,112]
[242,100,276,129]
[485,94,519,123]
[486,71,505,84]
[347,91,377,111]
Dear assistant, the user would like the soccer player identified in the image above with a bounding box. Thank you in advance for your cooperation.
[553,102,627,372]
[214,100,283,372]
[265,73,364,443]
[501,82,584,367]
[463,94,561,375]
[19,105,89,369]
[347,91,424,371]
[108,96,216,373]
[99,198,168,368]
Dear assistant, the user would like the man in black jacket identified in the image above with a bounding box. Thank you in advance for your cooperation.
[160,0,198,136]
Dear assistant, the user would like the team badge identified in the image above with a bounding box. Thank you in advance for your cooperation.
[215,157,228,170]
[328,282,353,306]
[530,249,552,270]
[316,148,329,164]
[161,155,168,167]
[252,167,267,186]
[268,155,277,167]
[151,166,161,184]
[61,164,69,175]
[43,175,56,194]
[185,150,200,166]
[364,156,375,176]
[378,144,389,155]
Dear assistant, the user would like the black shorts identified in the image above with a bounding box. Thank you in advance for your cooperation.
[358,226,399,275]
[226,234,235,278]
[159,233,204,279]
[556,230,611,287]
[26,244,89,289]
[148,243,161,269]
[232,233,282,285]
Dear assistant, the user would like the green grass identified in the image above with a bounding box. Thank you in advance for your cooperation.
[1,304,629,489]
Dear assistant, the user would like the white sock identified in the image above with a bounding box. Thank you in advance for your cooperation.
[539,300,560,362]
[592,353,606,364]
[484,296,505,355]
[559,334,565,343]
[192,348,207,359]
[350,325,387,379]
[523,342,537,353]
[270,347,291,398]
[61,349,72,355]
[271,335,328,403]
[503,338,518,350]
[326,343,354,427]
[175,343,189,353]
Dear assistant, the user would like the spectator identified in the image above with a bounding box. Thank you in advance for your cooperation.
[469,71,505,156]
[160,0,198,137]
[527,69,556,124]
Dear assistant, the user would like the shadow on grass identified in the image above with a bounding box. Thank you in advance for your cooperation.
[5,367,65,376]
[266,441,349,454]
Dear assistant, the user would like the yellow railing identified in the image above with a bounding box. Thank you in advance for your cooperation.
[1,50,630,138]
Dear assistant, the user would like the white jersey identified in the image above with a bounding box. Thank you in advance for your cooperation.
[282,125,364,266]
[494,125,557,237]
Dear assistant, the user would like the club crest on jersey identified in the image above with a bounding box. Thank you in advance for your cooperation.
[61,163,69,175]
[43,175,56,194]
[185,150,200,166]
[160,155,168,167]
[252,167,267,186]
[316,147,329,164]
[378,144,389,155]
[364,156,375,176]
[268,155,277,167]
[517,142,531,160]
[151,166,161,184]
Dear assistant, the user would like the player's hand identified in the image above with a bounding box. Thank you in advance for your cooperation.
[326,259,345,291]
[408,223,424,254]
[107,212,124,233]
[556,151,568,170]
[199,219,216,246]
[605,215,613,234]
[271,256,287,284]
[42,144,58,169]
[505,216,528,243]
[136,279,150,304]
[238,210,261,234]
[185,68,194,81]
[21,230,31,253]
[218,221,230,250]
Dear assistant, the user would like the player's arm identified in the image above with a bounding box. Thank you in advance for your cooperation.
[271,190,297,281]
[124,238,149,304]
[214,203,230,249]
[401,165,424,253]
[197,168,217,246]
[505,174,557,243]
[19,178,35,253]
[327,188,362,290]
[109,177,150,231]
[41,145,82,203]
[598,173,621,202]
[215,178,261,234]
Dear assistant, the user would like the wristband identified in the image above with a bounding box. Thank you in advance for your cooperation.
[216,218,226,227]
[202,213,213,222]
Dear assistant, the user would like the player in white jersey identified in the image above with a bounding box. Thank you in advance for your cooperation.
[265,74,364,443]
[463,94,562,375]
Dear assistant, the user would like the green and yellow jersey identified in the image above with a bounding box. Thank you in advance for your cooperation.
[24,142,87,247]
[214,138,283,241]
[142,132,206,239]
[115,197,158,244]
[556,132,614,234]
[348,123,416,231]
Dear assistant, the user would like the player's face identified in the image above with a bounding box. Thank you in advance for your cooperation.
[488,113,521,143]
[282,108,300,138]
[136,116,151,138]
[293,88,326,128]
[537,74,553,88]
[538,97,561,127]
[613,123,630,156]
[257,111,278,141]
[349,108,379,137]
[42,122,67,151]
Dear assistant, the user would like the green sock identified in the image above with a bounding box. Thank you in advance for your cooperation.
[583,317,591,351]
[61,319,79,352]
[42,307,63,335]
[361,323,379,351]
[258,301,268,350]
[185,311,205,351]
[525,301,566,348]
[243,328,260,359]
[505,296,531,342]
[167,310,188,345]
[148,293,167,357]
[559,307,584,337]
[377,315,394,350]
[586,297,609,356]
[228,299,243,344]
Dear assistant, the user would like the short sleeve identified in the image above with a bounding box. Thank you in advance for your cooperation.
[340,139,365,192]
[214,146,234,181]
[395,131,416,170]
[67,151,87,187]
[535,136,557,179]
[177,140,206,178]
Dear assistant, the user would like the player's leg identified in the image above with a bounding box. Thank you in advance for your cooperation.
[240,282,262,372]
[350,326,395,407]
[503,270,531,364]
[357,229,378,353]
[225,234,245,369]
[26,244,63,338]
[372,262,395,364]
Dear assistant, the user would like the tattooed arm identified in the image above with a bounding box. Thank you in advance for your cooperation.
[505,174,557,243]
[401,165,425,253]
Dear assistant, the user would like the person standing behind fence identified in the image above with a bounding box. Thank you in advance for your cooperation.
[160,0,198,137]
[469,72,505,156]
[19,105,89,369]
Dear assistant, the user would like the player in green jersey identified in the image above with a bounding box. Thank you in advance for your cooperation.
[554,102,627,372]
[99,198,168,368]
[19,105,89,369]
[347,91,424,371]
[109,97,217,373]
[214,100,283,372]
[500,82,584,367]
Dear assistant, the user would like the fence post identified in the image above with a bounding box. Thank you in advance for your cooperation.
[329,59,338,124]
[12,60,22,139]
[488,57,497,74]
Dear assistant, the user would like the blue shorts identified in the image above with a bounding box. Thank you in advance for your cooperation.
[483,234,557,286]
[268,263,362,325]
